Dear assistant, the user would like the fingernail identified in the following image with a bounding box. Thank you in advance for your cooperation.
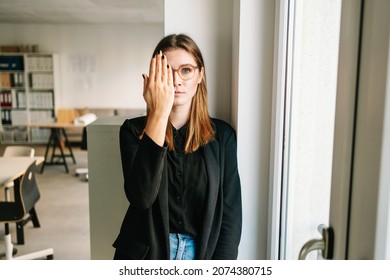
[162,55,165,60]
[142,74,145,79]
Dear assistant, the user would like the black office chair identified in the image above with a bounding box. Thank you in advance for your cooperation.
[2,146,40,245]
[0,161,54,260]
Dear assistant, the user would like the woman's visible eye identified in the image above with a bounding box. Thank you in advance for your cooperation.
[180,67,193,74]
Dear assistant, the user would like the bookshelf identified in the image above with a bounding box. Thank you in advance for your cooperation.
[0,53,57,144]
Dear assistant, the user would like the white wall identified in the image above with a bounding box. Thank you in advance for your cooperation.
[164,0,233,122]
[0,23,163,109]
[165,0,275,259]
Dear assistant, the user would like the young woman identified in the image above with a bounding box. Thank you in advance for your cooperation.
[113,34,242,260]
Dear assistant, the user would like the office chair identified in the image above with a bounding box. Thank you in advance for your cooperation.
[2,146,40,245]
[0,161,54,259]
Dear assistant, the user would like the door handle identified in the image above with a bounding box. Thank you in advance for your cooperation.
[298,226,334,260]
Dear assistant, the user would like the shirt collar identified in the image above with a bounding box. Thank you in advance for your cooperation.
[172,123,188,138]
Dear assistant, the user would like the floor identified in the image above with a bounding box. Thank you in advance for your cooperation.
[0,144,91,260]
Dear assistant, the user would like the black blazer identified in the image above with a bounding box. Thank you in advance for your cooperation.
[113,116,242,259]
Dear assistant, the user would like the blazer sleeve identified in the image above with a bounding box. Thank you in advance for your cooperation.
[119,119,167,209]
[212,125,242,259]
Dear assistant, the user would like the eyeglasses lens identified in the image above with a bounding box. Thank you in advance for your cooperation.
[179,66,195,80]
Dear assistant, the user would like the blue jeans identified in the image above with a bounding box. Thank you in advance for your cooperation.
[169,233,196,260]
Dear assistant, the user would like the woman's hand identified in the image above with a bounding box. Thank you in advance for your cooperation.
[143,51,174,120]
[142,51,174,146]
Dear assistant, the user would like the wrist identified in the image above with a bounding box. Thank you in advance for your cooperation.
[144,114,169,147]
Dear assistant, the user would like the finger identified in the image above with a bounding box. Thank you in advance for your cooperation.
[155,50,162,82]
[161,53,167,82]
[149,55,156,82]
[167,65,173,91]
[142,74,148,92]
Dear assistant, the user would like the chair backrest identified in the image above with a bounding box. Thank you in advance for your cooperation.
[19,162,41,214]
[0,161,40,222]
[3,146,35,157]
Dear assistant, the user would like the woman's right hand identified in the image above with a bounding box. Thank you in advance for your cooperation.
[142,51,174,120]
[142,51,174,146]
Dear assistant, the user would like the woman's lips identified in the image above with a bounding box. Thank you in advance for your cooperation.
[175,91,185,94]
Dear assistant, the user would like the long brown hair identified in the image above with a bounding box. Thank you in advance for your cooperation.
[147,34,214,153]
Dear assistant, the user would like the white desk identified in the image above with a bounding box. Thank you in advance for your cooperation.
[0,156,44,186]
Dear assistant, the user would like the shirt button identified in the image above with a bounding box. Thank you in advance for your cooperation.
[177,171,182,177]
[176,195,181,201]
[178,220,183,225]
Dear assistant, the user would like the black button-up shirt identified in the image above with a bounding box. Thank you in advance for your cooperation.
[167,124,208,238]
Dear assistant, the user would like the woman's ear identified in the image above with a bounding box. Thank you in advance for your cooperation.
[198,67,204,84]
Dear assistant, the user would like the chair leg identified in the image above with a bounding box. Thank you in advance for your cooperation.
[15,208,41,245]
[4,224,13,260]
[4,233,14,260]
[16,222,25,245]
[29,207,41,228]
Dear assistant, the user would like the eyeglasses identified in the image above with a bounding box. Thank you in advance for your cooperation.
[171,65,200,81]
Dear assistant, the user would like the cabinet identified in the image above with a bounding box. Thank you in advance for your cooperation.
[0,53,57,143]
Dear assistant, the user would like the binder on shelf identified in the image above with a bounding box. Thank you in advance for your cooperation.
[11,73,25,87]
[27,55,53,72]
[29,73,54,89]
[30,110,55,124]
[0,90,12,107]
[0,72,25,88]
[10,110,28,125]
[17,91,26,108]
[29,91,54,109]
[1,109,12,125]
[0,72,11,87]
[0,55,24,71]
[11,89,17,108]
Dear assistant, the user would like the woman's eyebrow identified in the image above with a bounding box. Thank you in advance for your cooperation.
[172,63,196,68]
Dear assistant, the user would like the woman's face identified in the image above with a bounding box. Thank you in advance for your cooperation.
[164,48,203,109]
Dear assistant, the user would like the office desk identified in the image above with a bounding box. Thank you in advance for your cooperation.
[0,156,44,186]
[30,123,84,173]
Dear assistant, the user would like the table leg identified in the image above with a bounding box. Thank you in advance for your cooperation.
[56,129,69,173]
[40,127,74,173]
[61,128,76,164]
[40,128,55,173]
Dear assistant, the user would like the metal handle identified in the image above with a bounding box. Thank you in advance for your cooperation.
[298,226,334,260]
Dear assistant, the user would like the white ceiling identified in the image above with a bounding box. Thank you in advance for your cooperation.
[0,0,164,24]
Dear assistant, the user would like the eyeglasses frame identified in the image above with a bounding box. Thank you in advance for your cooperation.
[170,64,200,81]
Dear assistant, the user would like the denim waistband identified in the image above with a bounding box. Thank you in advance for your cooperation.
[169,233,196,260]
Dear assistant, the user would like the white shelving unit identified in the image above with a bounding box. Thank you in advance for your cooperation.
[0,53,58,144]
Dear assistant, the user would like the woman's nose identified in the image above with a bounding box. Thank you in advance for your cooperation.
[173,71,182,86]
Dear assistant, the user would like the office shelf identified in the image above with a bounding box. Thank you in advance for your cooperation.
[0,53,58,144]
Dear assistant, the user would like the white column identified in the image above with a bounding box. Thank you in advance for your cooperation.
[232,0,275,259]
